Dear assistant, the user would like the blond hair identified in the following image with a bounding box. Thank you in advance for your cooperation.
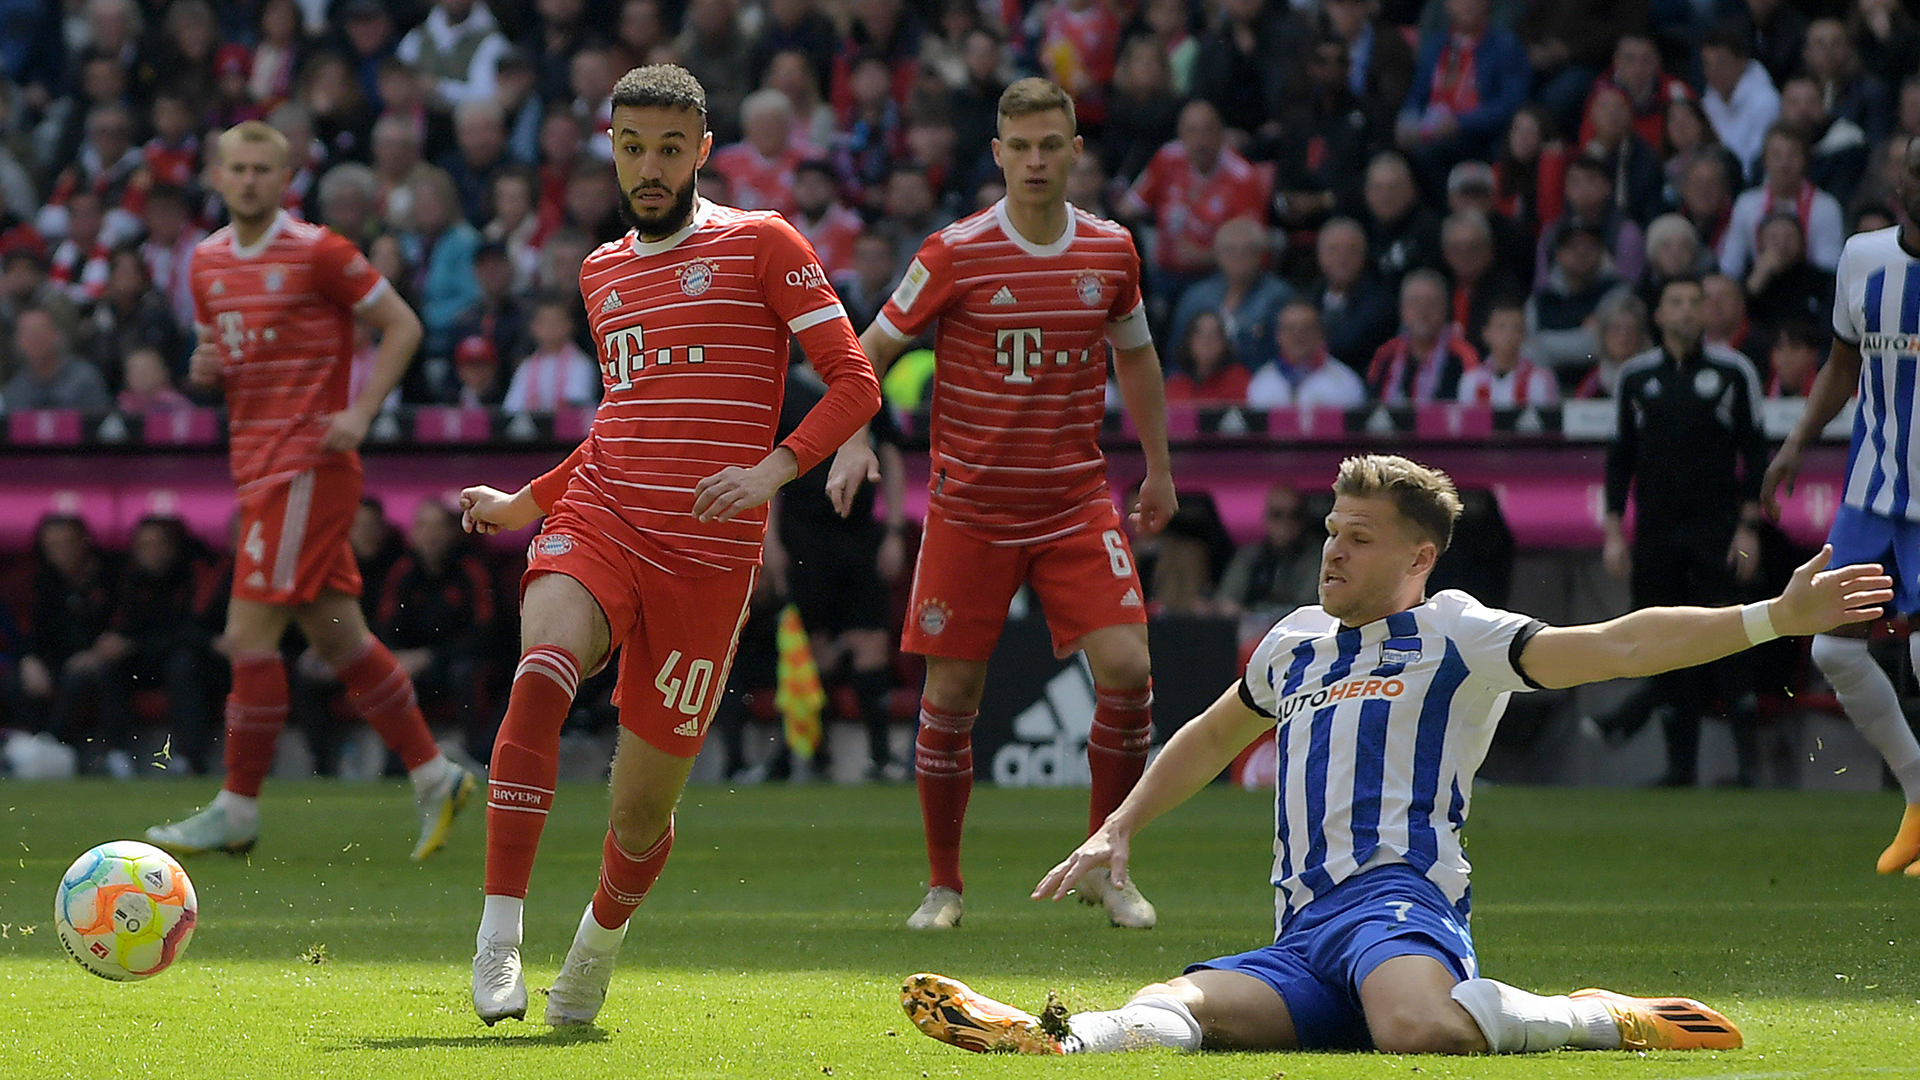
[215,120,290,166]
[998,77,1076,134]
[1333,455,1462,552]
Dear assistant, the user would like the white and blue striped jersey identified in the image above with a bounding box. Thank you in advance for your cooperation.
[1238,591,1544,934]
[1834,226,1920,521]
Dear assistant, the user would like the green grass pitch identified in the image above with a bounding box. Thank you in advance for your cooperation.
[1,779,1915,1079]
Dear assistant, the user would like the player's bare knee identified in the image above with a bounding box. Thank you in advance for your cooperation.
[519,574,610,669]
[606,793,674,851]
[921,658,988,714]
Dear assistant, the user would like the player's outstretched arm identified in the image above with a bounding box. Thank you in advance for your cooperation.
[1516,546,1892,690]
[1033,682,1270,902]
[1111,342,1177,534]
[1763,337,1861,519]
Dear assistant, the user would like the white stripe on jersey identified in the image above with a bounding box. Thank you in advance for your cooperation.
[1835,227,1920,520]
[1240,591,1539,931]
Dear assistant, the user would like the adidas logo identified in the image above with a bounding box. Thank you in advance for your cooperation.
[673,718,699,737]
[990,286,1017,306]
[601,288,622,313]
[1120,588,1142,608]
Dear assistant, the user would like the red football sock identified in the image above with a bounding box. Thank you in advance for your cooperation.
[221,651,288,799]
[914,700,975,893]
[590,819,674,930]
[1088,682,1153,836]
[333,637,439,770]
[483,645,581,899]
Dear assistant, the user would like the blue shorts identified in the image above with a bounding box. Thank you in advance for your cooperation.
[1185,865,1477,1050]
[1827,504,1920,615]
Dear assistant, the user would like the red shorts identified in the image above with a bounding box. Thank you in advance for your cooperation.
[902,504,1147,662]
[231,465,362,606]
[524,505,757,758]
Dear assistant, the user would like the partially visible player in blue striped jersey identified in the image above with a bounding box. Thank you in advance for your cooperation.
[1765,134,1920,874]
[901,454,1891,1057]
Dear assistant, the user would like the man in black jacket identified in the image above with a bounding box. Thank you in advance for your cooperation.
[1601,275,1770,786]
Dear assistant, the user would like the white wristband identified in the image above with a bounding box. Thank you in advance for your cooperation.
[1741,601,1779,646]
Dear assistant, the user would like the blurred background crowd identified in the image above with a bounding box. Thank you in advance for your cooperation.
[0,0,1907,787]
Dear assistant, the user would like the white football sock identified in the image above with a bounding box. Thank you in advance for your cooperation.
[1813,635,1920,801]
[1449,979,1618,1053]
[1062,994,1203,1053]
[575,901,628,952]
[478,895,524,948]
[408,753,453,796]
[211,789,259,829]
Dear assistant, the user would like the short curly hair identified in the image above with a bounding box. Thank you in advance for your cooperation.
[610,64,708,127]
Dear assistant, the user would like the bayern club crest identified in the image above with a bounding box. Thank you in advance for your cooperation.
[917,599,951,636]
[532,534,574,557]
[1075,272,1103,307]
[679,259,717,296]
[263,266,285,292]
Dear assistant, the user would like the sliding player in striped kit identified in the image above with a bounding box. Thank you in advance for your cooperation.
[903,454,1889,1056]
[456,65,879,1027]
[1764,134,1920,875]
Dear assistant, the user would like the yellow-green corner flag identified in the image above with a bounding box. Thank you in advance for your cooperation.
[774,603,824,759]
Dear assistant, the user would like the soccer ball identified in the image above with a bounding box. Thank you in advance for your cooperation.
[53,840,198,981]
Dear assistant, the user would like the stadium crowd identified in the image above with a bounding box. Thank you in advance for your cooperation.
[0,0,1903,777]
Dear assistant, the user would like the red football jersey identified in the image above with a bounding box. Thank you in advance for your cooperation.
[709,142,802,217]
[874,200,1150,544]
[792,203,863,279]
[1126,143,1269,272]
[549,200,876,576]
[191,212,385,501]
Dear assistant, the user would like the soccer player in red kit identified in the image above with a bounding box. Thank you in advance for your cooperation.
[457,66,879,1026]
[828,78,1177,931]
[146,121,478,860]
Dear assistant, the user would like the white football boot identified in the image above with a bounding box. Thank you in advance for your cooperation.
[146,804,258,856]
[545,907,627,1026]
[1077,867,1156,928]
[412,763,478,861]
[906,885,963,929]
[473,934,527,1024]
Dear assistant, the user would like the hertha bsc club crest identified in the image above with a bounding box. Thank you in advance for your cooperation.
[679,260,716,296]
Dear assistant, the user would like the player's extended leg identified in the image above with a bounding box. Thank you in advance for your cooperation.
[545,729,694,1026]
[900,969,1255,1054]
[1077,624,1157,928]
[145,596,295,856]
[295,590,475,861]
[1448,968,1743,1052]
[474,572,612,1024]
[1811,623,1920,872]
[909,656,988,928]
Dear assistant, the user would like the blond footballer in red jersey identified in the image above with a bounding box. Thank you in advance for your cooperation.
[829,78,1177,932]
[146,121,478,864]
[458,66,880,1027]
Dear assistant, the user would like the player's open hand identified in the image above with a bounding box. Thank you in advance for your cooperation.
[1130,470,1178,534]
[1768,545,1894,636]
[320,406,372,452]
[825,439,878,517]
[460,484,539,535]
[1760,442,1801,521]
[187,341,223,388]
[1033,827,1132,903]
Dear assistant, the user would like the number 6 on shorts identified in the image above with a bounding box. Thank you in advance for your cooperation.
[1101,529,1133,577]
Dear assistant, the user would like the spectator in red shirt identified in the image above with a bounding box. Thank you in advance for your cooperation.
[1579,33,1693,152]
[1164,310,1253,405]
[790,160,862,278]
[1124,98,1268,302]
[713,89,805,214]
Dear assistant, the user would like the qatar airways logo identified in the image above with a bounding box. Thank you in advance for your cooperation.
[785,264,827,290]
[1276,675,1408,721]
[1861,333,1920,354]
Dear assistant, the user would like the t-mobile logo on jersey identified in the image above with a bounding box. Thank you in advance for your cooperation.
[995,327,1094,385]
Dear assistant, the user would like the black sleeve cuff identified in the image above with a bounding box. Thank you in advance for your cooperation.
[1509,619,1548,691]
[1239,677,1275,719]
